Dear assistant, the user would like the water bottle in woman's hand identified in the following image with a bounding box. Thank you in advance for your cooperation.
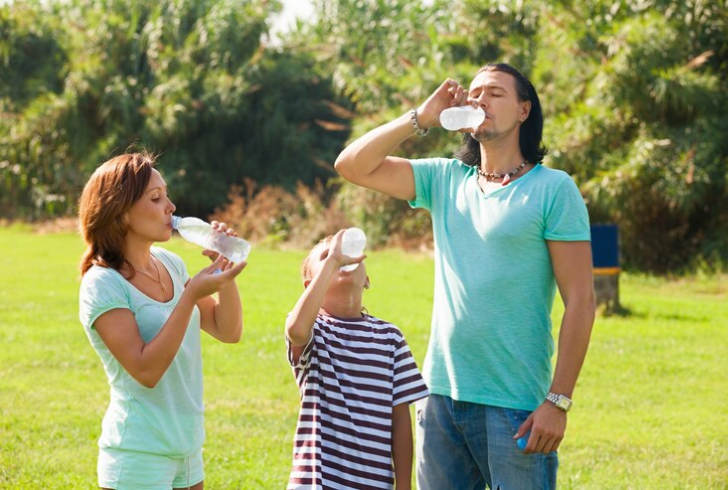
[172,216,251,263]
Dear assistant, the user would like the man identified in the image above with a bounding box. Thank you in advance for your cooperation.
[334,63,596,489]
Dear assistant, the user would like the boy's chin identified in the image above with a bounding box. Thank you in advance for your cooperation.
[331,276,364,290]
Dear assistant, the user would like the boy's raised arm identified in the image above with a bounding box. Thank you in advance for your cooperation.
[285,231,365,351]
[286,255,339,347]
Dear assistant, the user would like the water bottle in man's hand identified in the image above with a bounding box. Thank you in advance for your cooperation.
[440,105,486,131]
[172,216,251,263]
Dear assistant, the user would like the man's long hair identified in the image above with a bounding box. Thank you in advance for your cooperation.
[455,63,548,167]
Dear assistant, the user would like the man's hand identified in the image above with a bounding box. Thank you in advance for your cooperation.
[513,402,567,454]
[415,78,469,129]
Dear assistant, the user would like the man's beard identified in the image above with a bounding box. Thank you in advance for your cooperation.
[470,119,519,144]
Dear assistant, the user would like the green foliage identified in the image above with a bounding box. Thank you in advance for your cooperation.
[298,0,457,114]
[3,0,728,272]
[0,3,66,110]
[0,0,352,219]
[539,3,728,271]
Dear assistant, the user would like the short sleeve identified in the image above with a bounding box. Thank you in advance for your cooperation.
[286,331,315,370]
[408,158,452,211]
[544,177,591,242]
[392,334,429,407]
[79,267,130,331]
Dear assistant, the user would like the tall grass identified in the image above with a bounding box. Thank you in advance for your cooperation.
[0,228,726,489]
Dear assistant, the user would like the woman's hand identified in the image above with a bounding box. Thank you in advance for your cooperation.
[201,220,238,261]
[186,255,246,301]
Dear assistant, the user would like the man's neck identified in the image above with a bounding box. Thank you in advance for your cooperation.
[479,143,526,174]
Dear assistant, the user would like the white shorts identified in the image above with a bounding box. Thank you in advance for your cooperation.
[98,447,204,490]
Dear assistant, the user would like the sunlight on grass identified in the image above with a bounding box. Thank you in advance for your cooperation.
[1,229,726,489]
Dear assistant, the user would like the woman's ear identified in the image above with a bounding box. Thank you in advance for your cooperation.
[364,276,371,290]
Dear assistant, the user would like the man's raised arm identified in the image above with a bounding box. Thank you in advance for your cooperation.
[335,79,467,201]
[334,113,417,201]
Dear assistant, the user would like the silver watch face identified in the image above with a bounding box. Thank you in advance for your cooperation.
[555,397,572,411]
[548,393,572,411]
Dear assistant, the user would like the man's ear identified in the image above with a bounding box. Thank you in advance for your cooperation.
[303,279,312,289]
[364,276,371,290]
[519,100,531,122]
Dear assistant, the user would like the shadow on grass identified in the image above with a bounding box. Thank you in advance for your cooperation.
[597,302,633,318]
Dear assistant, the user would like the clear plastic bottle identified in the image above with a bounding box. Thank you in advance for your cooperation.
[339,227,366,272]
[172,216,251,263]
[439,105,486,131]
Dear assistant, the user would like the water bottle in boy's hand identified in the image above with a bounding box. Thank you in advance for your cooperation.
[172,216,251,263]
[440,105,486,131]
[340,227,366,272]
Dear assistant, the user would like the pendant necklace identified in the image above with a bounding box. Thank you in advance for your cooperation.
[136,258,167,292]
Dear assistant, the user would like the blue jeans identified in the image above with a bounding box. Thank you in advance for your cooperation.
[415,394,558,490]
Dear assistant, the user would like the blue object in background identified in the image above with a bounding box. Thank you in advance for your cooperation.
[591,224,620,270]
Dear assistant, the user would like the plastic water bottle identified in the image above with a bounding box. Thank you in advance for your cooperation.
[172,216,251,263]
[340,227,366,272]
[440,105,486,131]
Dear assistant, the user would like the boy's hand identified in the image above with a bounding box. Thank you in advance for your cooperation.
[328,229,366,269]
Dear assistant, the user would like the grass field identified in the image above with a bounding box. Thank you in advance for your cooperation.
[1,227,727,489]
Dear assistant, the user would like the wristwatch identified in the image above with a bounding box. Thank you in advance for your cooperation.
[546,392,573,412]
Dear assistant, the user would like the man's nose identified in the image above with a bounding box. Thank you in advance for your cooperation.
[468,95,488,109]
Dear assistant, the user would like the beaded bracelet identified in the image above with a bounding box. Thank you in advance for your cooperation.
[410,109,429,136]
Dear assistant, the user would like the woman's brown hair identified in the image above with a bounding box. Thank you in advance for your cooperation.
[78,153,156,275]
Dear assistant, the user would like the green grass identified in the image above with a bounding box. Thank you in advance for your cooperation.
[0,227,726,489]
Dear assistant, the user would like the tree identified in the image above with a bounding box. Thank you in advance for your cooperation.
[534,1,728,271]
[0,0,353,219]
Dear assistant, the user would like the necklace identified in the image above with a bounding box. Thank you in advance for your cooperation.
[135,258,167,292]
[477,161,527,186]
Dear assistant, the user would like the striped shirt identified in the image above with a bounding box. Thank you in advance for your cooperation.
[286,312,429,490]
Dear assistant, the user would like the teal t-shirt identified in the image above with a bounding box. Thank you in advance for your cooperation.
[79,246,204,457]
[409,159,591,411]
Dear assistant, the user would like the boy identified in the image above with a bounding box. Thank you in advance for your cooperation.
[285,230,429,490]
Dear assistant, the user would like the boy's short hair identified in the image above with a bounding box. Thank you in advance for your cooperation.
[301,235,334,283]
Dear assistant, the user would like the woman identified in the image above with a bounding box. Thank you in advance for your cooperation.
[78,152,246,490]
